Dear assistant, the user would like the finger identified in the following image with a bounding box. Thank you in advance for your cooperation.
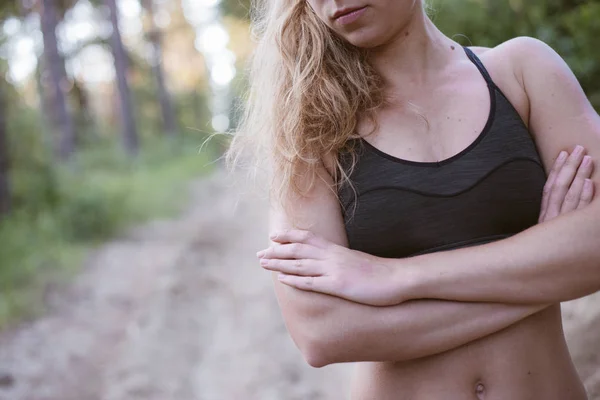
[277,273,332,293]
[577,179,595,209]
[270,229,327,248]
[260,258,322,276]
[561,155,593,213]
[545,145,586,220]
[539,151,568,222]
[258,242,322,260]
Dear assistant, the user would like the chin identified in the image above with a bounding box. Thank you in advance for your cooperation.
[343,28,392,49]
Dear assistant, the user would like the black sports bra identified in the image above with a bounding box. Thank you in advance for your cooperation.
[337,47,547,258]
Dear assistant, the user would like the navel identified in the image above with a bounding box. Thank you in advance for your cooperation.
[475,381,486,399]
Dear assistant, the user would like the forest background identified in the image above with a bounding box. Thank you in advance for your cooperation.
[1,0,599,328]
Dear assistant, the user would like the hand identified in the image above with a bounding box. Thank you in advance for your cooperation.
[539,146,595,223]
[258,148,597,306]
[256,230,407,306]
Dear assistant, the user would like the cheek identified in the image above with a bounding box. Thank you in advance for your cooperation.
[306,0,328,23]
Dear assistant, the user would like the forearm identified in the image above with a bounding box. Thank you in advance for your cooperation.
[390,202,600,305]
[274,276,547,367]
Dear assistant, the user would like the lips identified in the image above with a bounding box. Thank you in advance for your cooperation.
[332,5,367,20]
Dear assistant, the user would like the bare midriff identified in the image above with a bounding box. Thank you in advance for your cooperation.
[350,305,587,400]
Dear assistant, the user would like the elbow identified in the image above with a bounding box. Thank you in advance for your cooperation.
[291,322,340,368]
[276,289,345,367]
[298,338,333,368]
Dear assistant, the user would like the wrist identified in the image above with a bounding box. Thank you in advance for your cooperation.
[378,256,426,303]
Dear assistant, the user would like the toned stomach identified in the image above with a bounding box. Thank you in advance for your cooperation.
[350,305,587,400]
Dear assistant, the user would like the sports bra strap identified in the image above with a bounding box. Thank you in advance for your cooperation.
[463,46,495,88]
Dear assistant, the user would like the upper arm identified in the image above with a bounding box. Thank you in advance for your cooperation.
[267,155,350,362]
[268,155,348,247]
[510,37,600,193]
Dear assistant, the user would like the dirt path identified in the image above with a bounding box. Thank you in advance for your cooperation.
[0,168,598,400]
[0,169,351,400]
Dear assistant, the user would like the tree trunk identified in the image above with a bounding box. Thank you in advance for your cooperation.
[143,0,177,136]
[72,77,99,143]
[106,0,139,156]
[35,62,58,157]
[0,80,10,217]
[40,0,76,161]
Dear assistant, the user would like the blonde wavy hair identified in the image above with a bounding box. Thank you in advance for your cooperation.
[224,0,384,219]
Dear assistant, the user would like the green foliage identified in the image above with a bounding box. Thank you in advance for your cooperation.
[55,176,127,241]
[176,90,212,136]
[0,210,85,325]
[53,138,215,241]
[7,107,60,213]
[0,99,217,327]
[429,0,600,109]
[0,0,219,329]
[220,0,252,19]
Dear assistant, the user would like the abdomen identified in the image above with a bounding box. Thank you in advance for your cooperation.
[350,305,586,400]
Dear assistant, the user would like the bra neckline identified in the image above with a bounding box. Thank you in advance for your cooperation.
[359,47,497,168]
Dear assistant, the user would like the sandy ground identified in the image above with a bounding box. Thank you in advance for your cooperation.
[0,167,598,400]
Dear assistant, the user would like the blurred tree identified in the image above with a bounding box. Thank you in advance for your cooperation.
[0,9,15,218]
[142,0,178,137]
[40,0,76,161]
[220,0,251,19]
[0,3,18,20]
[34,63,58,152]
[16,0,83,156]
[71,76,98,143]
[105,0,139,155]
[0,73,10,217]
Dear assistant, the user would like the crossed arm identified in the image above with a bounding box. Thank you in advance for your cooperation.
[260,38,600,367]
[267,144,587,367]
[272,275,547,367]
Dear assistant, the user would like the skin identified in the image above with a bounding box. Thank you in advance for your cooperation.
[258,1,600,399]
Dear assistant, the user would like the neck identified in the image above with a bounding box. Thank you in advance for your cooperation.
[368,9,456,97]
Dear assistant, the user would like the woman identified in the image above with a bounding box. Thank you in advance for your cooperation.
[227,0,600,399]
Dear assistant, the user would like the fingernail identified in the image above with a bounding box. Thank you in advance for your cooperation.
[278,273,287,281]
[583,155,592,167]
[260,258,268,266]
[270,232,279,239]
[558,151,567,161]
[256,250,265,258]
[574,145,584,155]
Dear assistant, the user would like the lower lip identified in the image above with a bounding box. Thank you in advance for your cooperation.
[335,6,367,25]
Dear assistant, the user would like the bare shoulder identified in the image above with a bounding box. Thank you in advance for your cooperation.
[465,37,565,126]
[491,36,581,109]
[482,36,552,56]
[463,39,535,125]
[466,46,492,56]
[483,36,562,85]
[493,36,558,59]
